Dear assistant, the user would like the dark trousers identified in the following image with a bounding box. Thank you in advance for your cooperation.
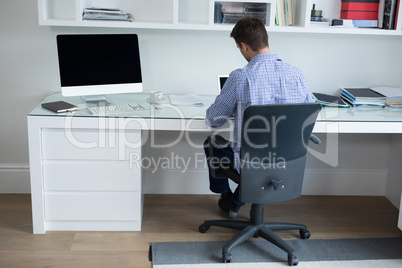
[203,136,243,206]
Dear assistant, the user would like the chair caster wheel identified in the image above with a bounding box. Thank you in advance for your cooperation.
[288,254,299,266]
[199,224,209,233]
[300,229,310,239]
[222,253,232,263]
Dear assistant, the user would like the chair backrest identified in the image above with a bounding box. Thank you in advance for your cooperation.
[239,103,321,204]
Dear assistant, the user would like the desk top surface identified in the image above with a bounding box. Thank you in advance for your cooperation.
[28,92,402,123]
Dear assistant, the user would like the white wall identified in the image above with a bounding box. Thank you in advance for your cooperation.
[1,0,402,193]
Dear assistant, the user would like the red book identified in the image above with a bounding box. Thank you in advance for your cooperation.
[340,11,379,20]
[341,2,379,11]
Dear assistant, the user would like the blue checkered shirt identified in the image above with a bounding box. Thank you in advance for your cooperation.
[206,53,314,171]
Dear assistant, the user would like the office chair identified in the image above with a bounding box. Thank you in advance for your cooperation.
[199,103,322,266]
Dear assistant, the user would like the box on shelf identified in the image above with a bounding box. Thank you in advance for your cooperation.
[340,10,378,20]
[340,0,379,21]
[214,2,267,25]
[341,1,380,12]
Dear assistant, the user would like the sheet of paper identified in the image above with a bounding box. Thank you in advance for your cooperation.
[169,94,203,106]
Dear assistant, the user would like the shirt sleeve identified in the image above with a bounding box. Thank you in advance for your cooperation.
[297,71,315,103]
[205,70,239,127]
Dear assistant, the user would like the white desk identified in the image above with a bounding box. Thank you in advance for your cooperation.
[28,93,402,233]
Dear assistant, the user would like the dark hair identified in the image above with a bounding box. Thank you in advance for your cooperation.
[230,16,269,51]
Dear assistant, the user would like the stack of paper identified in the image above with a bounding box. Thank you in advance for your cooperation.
[169,94,203,106]
[82,7,134,22]
[371,86,402,107]
[340,88,386,107]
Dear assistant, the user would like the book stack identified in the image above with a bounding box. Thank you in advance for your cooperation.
[340,88,386,107]
[82,7,134,22]
[340,0,380,27]
[370,86,402,107]
[276,0,293,26]
[385,96,402,107]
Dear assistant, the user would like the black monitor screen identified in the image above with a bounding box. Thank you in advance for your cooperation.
[57,34,142,87]
[219,76,228,89]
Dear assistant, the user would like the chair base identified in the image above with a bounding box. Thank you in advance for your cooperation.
[199,204,310,266]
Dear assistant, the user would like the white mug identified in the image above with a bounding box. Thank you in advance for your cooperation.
[150,91,163,103]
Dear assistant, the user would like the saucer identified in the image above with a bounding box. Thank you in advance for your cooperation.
[146,97,167,104]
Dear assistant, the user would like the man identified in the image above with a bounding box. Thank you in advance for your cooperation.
[204,17,314,218]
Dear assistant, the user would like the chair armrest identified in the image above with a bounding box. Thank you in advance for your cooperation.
[309,134,321,144]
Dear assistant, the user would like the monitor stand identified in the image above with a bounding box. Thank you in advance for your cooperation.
[84,95,112,106]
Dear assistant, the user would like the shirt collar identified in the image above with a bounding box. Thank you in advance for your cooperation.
[250,53,281,64]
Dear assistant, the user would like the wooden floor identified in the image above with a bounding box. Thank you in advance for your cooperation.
[0,194,401,267]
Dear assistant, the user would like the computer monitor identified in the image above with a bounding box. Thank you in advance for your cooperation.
[56,34,143,101]
[217,75,228,93]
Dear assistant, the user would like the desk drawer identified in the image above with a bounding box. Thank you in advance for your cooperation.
[42,128,141,160]
[43,161,141,191]
[44,192,141,221]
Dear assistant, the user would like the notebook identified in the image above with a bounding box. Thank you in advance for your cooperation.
[41,101,78,113]
[313,93,350,108]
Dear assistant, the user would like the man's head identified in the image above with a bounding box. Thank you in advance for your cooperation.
[230,17,269,61]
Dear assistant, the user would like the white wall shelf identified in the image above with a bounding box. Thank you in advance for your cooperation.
[38,0,402,34]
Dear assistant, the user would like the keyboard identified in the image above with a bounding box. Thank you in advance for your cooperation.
[87,103,152,115]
